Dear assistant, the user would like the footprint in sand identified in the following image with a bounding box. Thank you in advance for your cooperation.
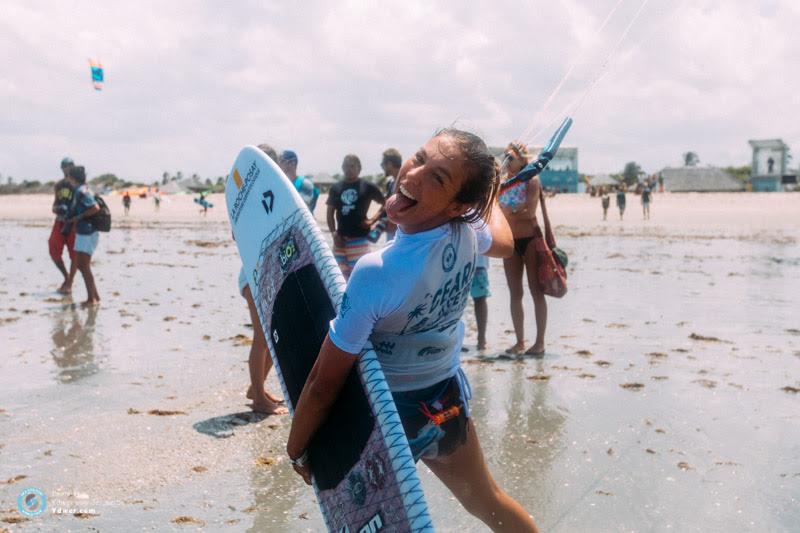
[693,379,717,389]
[619,383,644,391]
[689,333,730,343]
[527,374,551,382]
[172,516,205,526]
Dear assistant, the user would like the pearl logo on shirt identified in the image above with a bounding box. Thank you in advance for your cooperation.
[341,188,358,216]
[442,243,456,272]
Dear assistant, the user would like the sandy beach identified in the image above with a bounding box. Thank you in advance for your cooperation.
[1,192,799,531]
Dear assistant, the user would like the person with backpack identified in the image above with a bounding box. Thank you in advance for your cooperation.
[65,165,101,306]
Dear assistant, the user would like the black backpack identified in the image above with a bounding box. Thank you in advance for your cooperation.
[89,195,112,232]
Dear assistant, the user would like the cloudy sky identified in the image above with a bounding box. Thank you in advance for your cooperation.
[1,0,798,182]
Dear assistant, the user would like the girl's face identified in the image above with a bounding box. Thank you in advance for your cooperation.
[385,136,470,234]
[504,148,526,175]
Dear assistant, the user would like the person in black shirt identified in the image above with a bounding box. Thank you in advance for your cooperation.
[326,154,384,279]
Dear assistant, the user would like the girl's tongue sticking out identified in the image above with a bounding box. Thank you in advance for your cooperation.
[385,185,417,220]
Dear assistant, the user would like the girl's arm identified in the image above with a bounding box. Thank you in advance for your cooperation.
[287,334,358,482]
[483,200,514,258]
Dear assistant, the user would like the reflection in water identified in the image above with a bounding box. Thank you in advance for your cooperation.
[247,431,303,532]
[497,360,566,514]
[469,360,566,523]
[50,304,101,383]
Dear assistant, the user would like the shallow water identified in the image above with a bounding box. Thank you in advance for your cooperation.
[1,193,799,531]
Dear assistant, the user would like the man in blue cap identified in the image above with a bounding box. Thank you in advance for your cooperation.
[279,150,319,214]
[50,157,76,293]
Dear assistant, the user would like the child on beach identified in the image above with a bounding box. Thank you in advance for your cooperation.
[601,189,610,221]
[616,185,626,221]
[471,253,491,351]
[326,154,385,279]
[641,186,651,220]
[50,157,76,294]
[240,143,286,415]
[288,129,539,532]
[122,192,131,215]
[65,166,101,306]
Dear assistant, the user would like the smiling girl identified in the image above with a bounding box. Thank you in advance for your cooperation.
[287,129,539,532]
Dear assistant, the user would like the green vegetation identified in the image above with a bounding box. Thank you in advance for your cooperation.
[622,162,642,186]
[724,165,751,182]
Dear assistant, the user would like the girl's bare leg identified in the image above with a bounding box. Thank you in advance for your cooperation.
[76,252,100,305]
[524,245,546,355]
[243,286,285,414]
[503,255,525,354]
[423,420,539,532]
[474,296,488,350]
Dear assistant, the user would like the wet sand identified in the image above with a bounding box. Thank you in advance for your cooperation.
[1,192,799,531]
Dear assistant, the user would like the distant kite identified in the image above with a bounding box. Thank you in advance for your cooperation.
[88,59,104,91]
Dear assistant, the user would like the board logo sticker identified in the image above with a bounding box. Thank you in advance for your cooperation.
[365,454,387,490]
[347,471,367,506]
[358,512,384,533]
[262,190,275,214]
[442,243,456,272]
[231,159,260,223]
[278,235,299,272]
[232,168,243,189]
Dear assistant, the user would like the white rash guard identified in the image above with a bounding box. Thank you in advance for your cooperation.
[328,220,492,392]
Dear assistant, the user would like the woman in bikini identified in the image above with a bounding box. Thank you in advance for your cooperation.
[498,142,547,355]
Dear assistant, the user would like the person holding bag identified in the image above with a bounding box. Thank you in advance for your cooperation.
[497,141,567,356]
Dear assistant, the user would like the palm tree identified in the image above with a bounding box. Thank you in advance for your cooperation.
[401,303,427,334]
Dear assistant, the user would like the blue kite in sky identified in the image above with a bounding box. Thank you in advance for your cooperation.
[88,59,103,91]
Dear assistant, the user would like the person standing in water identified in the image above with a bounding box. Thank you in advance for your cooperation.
[50,157,76,294]
[122,191,132,215]
[287,129,539,532]
[601,188,610,221]
[65,166,101,306]
[499,142,547,356]
[641,185,651,220]
[616,185,626,221]
[239,143,287,415]
[326,154,384,279]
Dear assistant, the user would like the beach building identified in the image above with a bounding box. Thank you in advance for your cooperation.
[311,172,338,193]
[535,146,579,192]
[658,167,744,192]
[748,139,789,191]
[587,173,618,191]
[488,145,580,192]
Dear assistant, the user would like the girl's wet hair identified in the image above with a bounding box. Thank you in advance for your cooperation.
[68,165,86,184]
[433,128,499,224]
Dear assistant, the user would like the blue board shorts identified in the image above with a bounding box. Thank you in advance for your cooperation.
[392,369,472,462]
[74,232,99,256]
[470,267,490,299]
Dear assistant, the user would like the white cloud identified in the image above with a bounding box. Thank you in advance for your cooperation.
[0,0,797,182]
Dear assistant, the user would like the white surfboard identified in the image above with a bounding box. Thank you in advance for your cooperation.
[226,146,433,532]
